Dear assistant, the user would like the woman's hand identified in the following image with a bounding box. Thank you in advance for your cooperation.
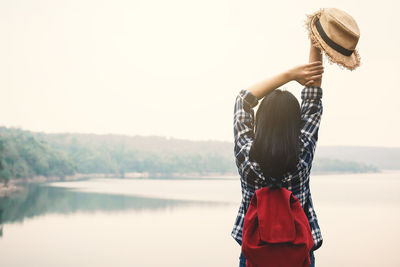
[288,61,324,87]
[248,61,323,99]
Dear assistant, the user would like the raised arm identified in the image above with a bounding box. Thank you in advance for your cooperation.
[248,62,324,100]
[299,41,324,165]
[234,62,324,153]
[234,60,324,185]
[308,39,323,87]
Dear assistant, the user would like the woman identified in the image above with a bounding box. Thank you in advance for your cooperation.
[232,40,324,267]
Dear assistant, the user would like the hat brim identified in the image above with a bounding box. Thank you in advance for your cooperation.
[305,9,361,71]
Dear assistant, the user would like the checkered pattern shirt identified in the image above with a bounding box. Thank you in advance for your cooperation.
[231,86,323,251]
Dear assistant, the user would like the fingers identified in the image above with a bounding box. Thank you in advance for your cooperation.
[296,61,324,86]
[307,61,322,67]
[309,69,324,76]
[310,74,322,80]
[307,62,323,73]
[309,65,324,71]
[305,80,314,86]
[304,73,322,87]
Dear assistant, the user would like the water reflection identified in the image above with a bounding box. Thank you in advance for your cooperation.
[0,173,400,266]
[0,182,225,237]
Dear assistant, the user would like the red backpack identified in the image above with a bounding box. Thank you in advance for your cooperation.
[241,186,315,267]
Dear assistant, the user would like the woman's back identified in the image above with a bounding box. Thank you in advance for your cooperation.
[231,85,324,252]
[232,37,325,267]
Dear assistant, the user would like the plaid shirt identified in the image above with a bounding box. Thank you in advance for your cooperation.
[231,86,323,251]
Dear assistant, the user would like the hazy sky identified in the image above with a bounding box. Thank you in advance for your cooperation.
[1,0,399,147]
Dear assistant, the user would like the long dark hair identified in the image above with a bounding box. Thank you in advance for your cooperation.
[249,89,301,184]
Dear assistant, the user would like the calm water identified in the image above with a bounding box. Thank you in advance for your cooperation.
[1,171,400,267]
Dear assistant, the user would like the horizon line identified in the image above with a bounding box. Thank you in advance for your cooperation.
[1,125,399,149]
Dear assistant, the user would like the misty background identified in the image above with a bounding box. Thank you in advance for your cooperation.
[1,1,400,267]
[0,0,399,147]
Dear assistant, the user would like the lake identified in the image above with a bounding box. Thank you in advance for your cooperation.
[1,171,400,267]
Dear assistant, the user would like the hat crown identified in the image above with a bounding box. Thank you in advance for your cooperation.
[325,8,360,36]
[320,8,360,50]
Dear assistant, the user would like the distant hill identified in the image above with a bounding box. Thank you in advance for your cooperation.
[1,126,397,184]
[315,146,400,170]
[40,133,383,174]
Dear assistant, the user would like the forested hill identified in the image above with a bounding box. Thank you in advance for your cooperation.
[1,126,397,184]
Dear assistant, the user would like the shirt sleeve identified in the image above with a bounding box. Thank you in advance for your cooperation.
[233,89,258,157]
[234,89,265,187]
[299,86,323,166]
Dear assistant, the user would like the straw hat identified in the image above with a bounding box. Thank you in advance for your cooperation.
[305,8,361,71]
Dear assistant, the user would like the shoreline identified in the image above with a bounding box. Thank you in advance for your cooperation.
[0,182,22,197]
[0,173,92,197]
[1,169,399,197]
